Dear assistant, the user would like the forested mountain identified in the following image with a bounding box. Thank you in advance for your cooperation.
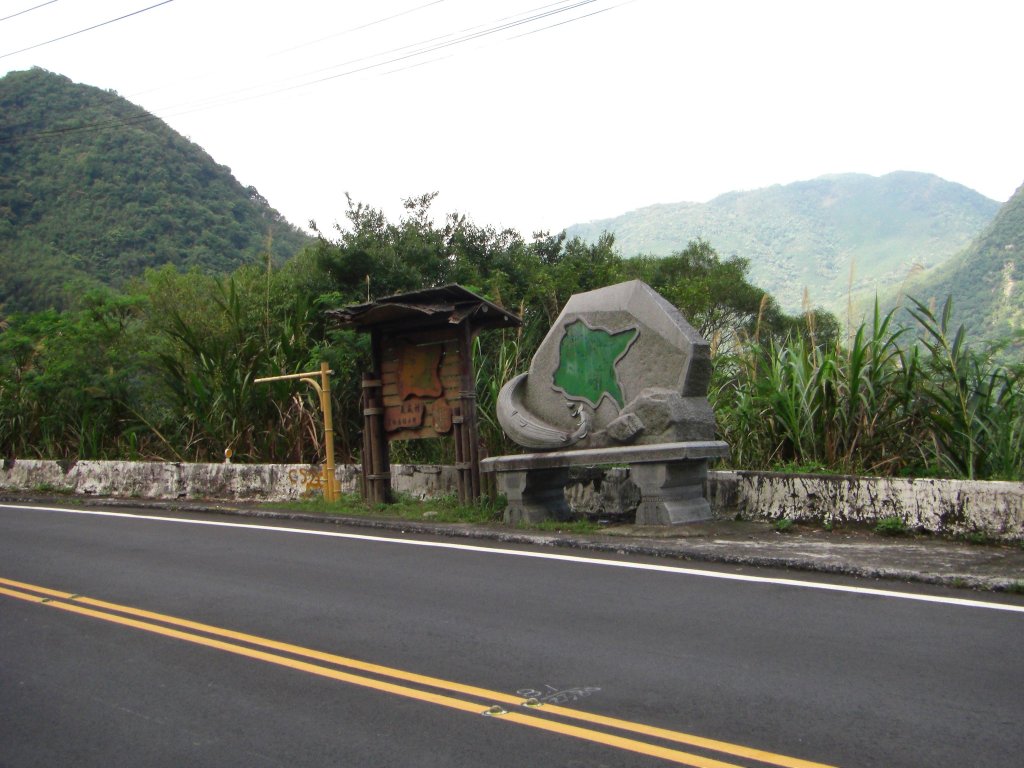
[0,68,311,313]
[899,181,1024,343]
[565,172,999,315]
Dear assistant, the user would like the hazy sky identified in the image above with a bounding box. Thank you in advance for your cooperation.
[3,0,1022,237]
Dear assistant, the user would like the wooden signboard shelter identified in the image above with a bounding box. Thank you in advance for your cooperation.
[326,285,521,504]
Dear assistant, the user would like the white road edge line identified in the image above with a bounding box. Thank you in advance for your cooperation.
[3,503,1023,614]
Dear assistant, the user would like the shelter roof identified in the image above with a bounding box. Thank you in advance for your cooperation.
[325,284,521,333]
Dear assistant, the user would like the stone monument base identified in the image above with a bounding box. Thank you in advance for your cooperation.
[481,441,729,525]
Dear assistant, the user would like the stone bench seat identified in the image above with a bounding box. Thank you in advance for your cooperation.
[481,440,729,525]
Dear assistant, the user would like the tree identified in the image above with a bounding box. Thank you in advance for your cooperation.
[623,240,764,347]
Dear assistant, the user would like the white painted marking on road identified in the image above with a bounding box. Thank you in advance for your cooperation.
[4,502,1023,614]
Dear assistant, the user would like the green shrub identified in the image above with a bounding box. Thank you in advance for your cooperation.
[875,516,909,536]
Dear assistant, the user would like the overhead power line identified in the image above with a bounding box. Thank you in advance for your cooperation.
[0,0,620,145]
[77,0,608,124]
[0,0,61,24]
[134,0,583,111]
[0,0,175,59]
[510,0,630,40]
[271,0,446,57]
[198,0,604,109]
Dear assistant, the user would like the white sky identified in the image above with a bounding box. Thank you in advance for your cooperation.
[2,0,1022,237]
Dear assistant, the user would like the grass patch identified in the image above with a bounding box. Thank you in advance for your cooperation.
[524,518,603,534]
[962,531,994,545]
[274,492,503,525]
[30,482,69,494]
[874,515,909,536]
[772,462,832,475]
[273,494,615,534]
[774,518,795,533]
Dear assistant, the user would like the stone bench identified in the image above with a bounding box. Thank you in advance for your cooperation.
[481,440,729,525]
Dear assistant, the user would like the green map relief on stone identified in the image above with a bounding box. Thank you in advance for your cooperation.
[552,320,639,408]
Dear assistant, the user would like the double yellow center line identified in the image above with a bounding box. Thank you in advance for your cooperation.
[0,575,835,768]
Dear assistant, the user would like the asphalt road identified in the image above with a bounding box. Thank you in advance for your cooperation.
[2,502,1022,768]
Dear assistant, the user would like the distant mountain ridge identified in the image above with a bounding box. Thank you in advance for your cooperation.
[900,181,1024,344]
[565,172,999,314]
[0,68,311,313]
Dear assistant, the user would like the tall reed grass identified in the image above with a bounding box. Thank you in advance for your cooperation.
[712,298,1023,480]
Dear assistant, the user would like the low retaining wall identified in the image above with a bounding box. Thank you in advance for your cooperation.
[707,470,1024,541]
[0,459,458,503]
[1,459,1021,540]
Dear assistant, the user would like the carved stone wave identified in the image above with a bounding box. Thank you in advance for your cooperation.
[496,373,588,450]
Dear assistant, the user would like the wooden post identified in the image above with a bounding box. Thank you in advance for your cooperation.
[453,404,466,505]
[360,372,372,500]
[361,372,389,504]
[458,320,481,502]
[370,378,390,504]
[460,391,480,500]
[371,329,390,504]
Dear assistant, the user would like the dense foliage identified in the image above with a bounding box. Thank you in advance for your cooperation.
[1,193,803,463]
[0,68,310,313]
[2,192,1021,480]
[1,69,1020,480]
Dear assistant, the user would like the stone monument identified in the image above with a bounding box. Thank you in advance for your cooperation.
[482,280,729,525]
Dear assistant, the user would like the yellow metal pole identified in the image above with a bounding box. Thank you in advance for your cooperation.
[255,364,337,503]
[254,370,327,384]
[319,361,338,502]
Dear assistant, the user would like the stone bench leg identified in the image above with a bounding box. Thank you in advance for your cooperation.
[631,460,712,525]
[497,467,572,525]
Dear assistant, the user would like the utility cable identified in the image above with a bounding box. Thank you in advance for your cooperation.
[0,0,618,144]
[510,0,632,39]
[0,0,61,24]
[61,0,603,125]
[271,0,446,57]
[0,0,175,59]
[130,0,586,113]
[206,0,602,107]
[123,0,446,103]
